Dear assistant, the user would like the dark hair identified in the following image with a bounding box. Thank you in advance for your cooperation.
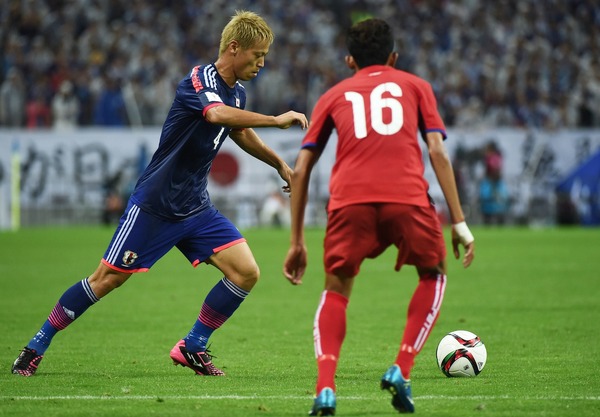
[346,18,394,68]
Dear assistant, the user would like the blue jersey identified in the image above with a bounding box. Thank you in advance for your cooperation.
[130,64,247,220]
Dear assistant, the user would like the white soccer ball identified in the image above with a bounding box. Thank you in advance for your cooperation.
[436,330,487,377]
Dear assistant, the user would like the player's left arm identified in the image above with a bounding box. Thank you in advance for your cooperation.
[229,128,292,193]
[426,131,475,268]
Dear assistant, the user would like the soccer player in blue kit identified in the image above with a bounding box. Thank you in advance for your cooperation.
[12,10,308,377]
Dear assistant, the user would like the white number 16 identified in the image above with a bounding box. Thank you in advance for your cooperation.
[344,82,404,139]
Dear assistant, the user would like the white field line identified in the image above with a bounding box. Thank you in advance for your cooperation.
[2,395,599,401]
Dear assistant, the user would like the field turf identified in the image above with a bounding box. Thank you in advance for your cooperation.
[1,226,599,416]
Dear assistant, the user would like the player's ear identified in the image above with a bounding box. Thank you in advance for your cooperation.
[229,40,240,56]
[387,52,398,67]
[345,55,358,71]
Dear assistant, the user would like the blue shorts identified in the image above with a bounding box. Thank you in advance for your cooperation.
[102,201,245,273]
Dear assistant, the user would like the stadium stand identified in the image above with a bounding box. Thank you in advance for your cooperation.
[1,0,599,129]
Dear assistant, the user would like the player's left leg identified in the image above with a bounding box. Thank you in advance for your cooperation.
[381,264,446,414]
[170,242,257,376]
[395,264,447,379]
[170,208,259,376]
[379,203,446,413]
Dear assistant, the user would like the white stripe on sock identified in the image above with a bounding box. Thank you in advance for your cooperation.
[81,278,100,303]
[313,291,328,358]
[413,274,447,352]
[221,277,249,299]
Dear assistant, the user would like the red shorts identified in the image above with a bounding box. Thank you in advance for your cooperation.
[323,203,446,277]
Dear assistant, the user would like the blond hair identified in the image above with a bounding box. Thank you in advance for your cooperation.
[219,10,274,56]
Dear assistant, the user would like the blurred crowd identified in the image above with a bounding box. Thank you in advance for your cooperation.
[1,0,599,130]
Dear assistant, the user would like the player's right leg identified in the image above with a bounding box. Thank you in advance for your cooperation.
[310,205,376,415]
[310,285,349,416]
[12,263,131,376]
[13,201,171,376]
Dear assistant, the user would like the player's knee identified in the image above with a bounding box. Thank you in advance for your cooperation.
[417,261,446,279]
[233,261,260,289]
[89,266,131,297]
[246,262,260,284]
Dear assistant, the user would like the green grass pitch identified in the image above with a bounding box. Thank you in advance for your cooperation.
[1,226,599,416]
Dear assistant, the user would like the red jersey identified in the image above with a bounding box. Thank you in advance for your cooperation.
[302,65,446,212]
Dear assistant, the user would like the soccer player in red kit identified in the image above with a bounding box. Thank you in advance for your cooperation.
[283,18,475,415]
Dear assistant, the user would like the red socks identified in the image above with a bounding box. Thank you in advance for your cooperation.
[312,274,445,391]
[396,273,447,379]
[314,291,349,394]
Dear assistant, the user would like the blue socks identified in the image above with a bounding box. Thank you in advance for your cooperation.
[28,278,100,355]
[185,277,249,352]
[26,276,248,356]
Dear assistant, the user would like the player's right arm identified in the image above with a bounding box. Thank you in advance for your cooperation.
[426,131,475,268]
[284,93,332,284]
[283,147,320,285]
[206,105,308,130]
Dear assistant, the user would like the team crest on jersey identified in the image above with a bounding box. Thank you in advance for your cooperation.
[235,97,240,107]
[122,250,138,266]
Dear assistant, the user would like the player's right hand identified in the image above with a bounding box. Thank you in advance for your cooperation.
[275,111,308,130]
[283,244,308,285]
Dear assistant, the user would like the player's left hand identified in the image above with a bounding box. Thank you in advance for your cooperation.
[451,222,475,268]
[283,244,307,285]
[453,239,475,268]
[278,163,293,193]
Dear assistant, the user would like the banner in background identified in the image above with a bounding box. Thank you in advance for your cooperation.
[556,150,600,225]
[1,128,600,229]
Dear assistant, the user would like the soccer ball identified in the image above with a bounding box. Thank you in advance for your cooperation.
[436,330,487,377]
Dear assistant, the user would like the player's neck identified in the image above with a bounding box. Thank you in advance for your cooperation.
[214,59,237,88]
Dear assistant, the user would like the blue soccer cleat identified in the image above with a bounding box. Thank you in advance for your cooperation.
[380,365,415,413]
[309,387,336,416]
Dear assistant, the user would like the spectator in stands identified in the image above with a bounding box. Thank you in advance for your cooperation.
[1,0,599,129]
[479,141,509,225]
[93,75,127,126]
[0,68,26,127]
[51,80,80,130]
[259,185,291,228]
[25,90,51,129]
